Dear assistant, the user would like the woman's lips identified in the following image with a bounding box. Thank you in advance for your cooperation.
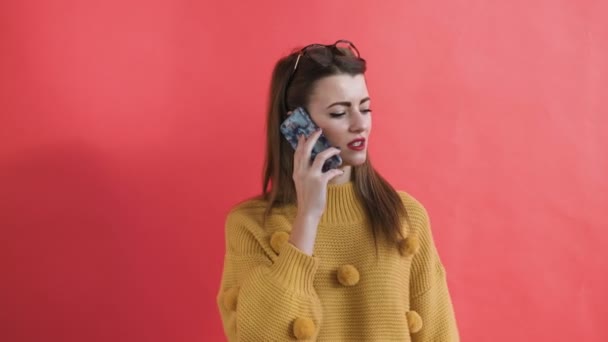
[347,138,366,151]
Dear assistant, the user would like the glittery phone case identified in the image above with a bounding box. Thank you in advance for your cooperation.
[280,107,342,172]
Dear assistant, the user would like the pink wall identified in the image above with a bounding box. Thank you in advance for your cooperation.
[1,1,607,341]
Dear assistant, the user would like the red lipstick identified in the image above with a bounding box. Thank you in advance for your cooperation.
[347,138,366,151]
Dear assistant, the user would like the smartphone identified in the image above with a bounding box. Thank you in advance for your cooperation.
[280,107,342,172]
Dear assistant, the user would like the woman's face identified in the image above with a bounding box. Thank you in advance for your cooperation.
[306,73,372,167]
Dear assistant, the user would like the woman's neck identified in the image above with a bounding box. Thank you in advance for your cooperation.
[328,165,352,185]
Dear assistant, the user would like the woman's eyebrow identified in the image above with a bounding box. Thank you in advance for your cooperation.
[327,97,371,109]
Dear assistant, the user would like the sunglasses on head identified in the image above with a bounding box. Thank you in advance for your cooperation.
[283,40,364,112]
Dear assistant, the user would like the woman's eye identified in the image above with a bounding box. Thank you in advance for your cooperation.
[361,109,372,114]
[330,113,346,117]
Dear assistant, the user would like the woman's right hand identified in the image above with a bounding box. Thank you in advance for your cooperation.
[289,129,344,255]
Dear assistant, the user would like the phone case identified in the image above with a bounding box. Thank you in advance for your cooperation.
[280,107,343,172]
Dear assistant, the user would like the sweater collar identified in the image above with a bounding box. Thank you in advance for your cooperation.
[321,181,367,225]
[281,181,367,225]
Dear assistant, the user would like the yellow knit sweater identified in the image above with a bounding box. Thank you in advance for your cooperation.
[217,181,459,341]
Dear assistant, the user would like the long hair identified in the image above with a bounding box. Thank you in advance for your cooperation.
[259,44,410,247]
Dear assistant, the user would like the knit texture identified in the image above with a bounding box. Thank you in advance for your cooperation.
[217,181,459,341]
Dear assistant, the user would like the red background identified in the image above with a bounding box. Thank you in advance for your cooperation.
[1,1,607,341]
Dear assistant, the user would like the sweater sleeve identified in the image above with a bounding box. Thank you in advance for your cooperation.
[409,203,460,342]
[217,208,323,341]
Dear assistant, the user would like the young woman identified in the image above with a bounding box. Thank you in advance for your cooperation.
[217,40,459,341]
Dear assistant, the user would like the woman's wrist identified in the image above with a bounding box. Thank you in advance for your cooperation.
[288,213,321,255]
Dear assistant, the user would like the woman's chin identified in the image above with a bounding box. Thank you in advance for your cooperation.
[341,155,367,167]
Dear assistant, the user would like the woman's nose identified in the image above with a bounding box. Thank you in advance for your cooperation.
[349,111,369,132]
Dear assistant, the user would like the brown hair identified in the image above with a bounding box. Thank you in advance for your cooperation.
[259,44,410,247]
